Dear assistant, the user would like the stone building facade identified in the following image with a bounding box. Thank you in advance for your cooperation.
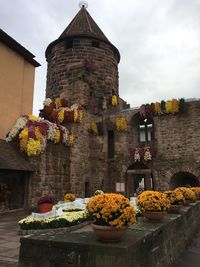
[2,6,200,209]
[25,5,199,207]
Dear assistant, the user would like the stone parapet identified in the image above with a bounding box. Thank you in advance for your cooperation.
[19,201,200,267]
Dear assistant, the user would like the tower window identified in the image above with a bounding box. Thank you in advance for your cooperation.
[92,41,100,48]
[108,130,115,158]
[139,119,153,144]
[65,40,73,49]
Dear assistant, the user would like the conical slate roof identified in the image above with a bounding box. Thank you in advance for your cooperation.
[59,6,109,42]
[46,6,120,61]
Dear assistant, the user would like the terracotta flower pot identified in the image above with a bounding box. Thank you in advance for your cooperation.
[91,224,127,242]
[168,204,183,214]
[143,211,166,222]
[38,203,53,213]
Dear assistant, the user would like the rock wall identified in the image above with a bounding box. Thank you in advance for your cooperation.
[19,201,200,267]
[46,38,119,109]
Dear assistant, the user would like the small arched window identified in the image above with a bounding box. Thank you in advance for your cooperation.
[65,40,73,49]
[92,41,100,48]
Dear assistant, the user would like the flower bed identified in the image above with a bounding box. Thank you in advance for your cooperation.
[19,211,88,230]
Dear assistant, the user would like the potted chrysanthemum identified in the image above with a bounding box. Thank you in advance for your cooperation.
[164,189,185,213]
[37,195,54,213]
[136,190,170,221]
[190,187,200,200]
[175,187,196,204]
[64,193,76,202]
[86,193,136,242]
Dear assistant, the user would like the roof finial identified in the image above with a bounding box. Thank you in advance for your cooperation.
[79,1,88,9]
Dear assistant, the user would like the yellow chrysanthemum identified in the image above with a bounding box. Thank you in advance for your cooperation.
[112,95,118,106]
[19,137,28,152]
[165,100,172,114]
[74,110,79,122]
[90,122,98,135]
[116,117,128,131]
[26,138,42,157]
[19,127,28,139]
[171,99,179,113]
[136,190,170,212]
[79,110,83,122]
[69,134,74,145]
[55,98,62,108]
[57,108,65,123]
[86,193,136,228]
[35,127,44,142]
[154,102,162,115]
[28,115,38,122]
[54,130,60,143]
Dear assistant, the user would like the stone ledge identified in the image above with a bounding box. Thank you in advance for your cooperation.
[19,221,91,236]
[19,201,200,267]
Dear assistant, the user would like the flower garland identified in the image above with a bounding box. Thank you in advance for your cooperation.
[89,122,99,135]
[139,98,185,119]
[131,147,156,162]
[116,117,128,132]
[41,98,83,124]
[111,95,118,106]
[6,115,74,157]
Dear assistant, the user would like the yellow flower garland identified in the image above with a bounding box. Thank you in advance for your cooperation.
[112,95,118,106]
[116,117,128,131]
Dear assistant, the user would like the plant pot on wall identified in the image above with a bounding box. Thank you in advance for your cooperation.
[91,224,127,242]
[143,211,166,222]
[38,203,53,213]
[168,204,183,214]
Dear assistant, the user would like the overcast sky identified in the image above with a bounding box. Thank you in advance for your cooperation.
[1,0,200,114]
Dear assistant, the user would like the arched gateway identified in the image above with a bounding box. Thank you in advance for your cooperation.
[125,162,154,197]
[170,172,199,189]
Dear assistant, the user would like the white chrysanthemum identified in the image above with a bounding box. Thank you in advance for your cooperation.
[70,104,79,110]
[43,98,52,106]
[47,125,57,141]
[6,117,28,141]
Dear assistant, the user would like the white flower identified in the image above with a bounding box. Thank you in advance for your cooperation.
[6,116,28,141]
[43,98,52,106]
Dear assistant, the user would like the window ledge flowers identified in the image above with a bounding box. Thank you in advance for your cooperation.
[6,115,74,157]
[86,193,136,228]
[136,191,170,212]
[131,147,156,162]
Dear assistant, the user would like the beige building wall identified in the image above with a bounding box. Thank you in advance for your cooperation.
[0,42,35,139]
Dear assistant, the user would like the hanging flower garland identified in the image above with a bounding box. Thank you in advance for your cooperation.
[131,147,156,162]
[6,115,73,157]
[88,122,99,135]
[139,98,185,119]
[116,117,128,132]
[111,95,118,106]
[41,98,83,124]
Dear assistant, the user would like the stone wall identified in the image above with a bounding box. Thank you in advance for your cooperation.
[103,101,200,192]
[19,201,200,267]
[28,143,70,208]
[46,38,119,110]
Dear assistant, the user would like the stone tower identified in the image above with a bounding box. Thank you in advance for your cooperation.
[45,5,120,110]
